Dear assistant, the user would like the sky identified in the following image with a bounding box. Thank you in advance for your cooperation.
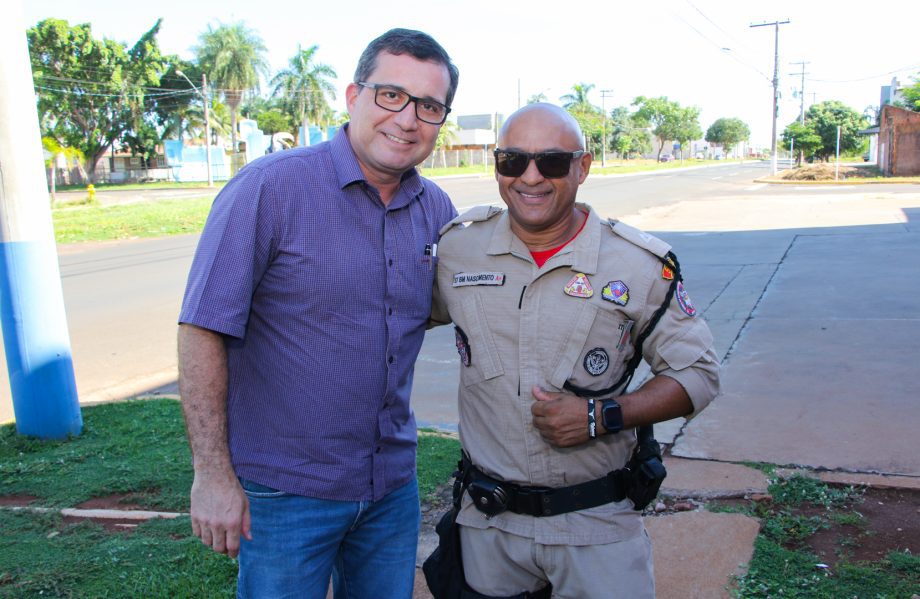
[22,0,920,148]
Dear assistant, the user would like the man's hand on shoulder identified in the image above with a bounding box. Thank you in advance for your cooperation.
[530,386,592,447]
[190,465,251,558]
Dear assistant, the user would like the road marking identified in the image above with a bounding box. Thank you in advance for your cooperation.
[745,184,767,191]
[711,176,723,180]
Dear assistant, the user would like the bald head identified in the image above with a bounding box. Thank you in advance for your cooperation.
[497,103,585,150]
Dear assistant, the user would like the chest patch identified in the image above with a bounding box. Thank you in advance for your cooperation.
[453,272,505,287]
[602,280,630,306]
[584,348,610,376]
[564,273,594,298]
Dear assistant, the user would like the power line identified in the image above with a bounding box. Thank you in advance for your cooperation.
[809,63,920,83]
[668,6,772,82]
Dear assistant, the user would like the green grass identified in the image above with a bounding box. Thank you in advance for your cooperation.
[0,511,238,598]
[417,429,461,499]
[0,399,192,510]
[728,475,918,598]
[419,164,493,177]
[0,400,461,597]
[734,539,919,598]
[52,197,213,243]
[55,181,227,192]
[590,158,738,175]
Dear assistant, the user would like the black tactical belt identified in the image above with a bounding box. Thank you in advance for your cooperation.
[464,459,627,518]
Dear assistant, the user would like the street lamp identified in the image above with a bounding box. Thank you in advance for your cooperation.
[177,70,213,187]
[600,89,614,167]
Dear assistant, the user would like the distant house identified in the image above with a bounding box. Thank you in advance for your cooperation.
[878,104,920,176]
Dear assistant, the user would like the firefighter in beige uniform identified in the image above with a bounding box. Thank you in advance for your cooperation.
[430,104,720,598]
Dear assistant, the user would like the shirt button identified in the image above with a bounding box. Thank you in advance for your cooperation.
[375,446,382,453]
[388,356,394,364]
[388,307,393,316]
[388,258,394,266]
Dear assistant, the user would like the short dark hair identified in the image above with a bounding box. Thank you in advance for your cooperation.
[354,28,459,108]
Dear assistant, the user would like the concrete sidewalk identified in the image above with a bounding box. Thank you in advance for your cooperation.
[412,186,920,598]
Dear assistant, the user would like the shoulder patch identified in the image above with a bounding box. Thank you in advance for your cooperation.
[607,219,671,258]
[439,204,503,236]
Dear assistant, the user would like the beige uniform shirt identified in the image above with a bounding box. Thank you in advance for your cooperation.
[431,204,720,545]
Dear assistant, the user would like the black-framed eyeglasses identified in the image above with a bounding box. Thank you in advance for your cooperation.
[355,82,451,125]
[493,149,587,179]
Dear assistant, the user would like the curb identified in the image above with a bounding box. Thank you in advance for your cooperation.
[1,505,185,520]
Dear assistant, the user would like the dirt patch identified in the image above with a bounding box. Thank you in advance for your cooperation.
[708,486,919,569]
[60,514,141,533]
[74,492,151,511]
[804,487,919,567]
[0,494,40,507]
[778,163,880,181]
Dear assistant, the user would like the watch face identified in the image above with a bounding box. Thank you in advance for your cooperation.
[603,400,623,432]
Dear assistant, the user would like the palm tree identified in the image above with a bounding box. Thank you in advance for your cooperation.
[42,137,84,203]
[434,120,459,168]
[560,83,599,114]
[195,22,269,153]
[270,45,337,146]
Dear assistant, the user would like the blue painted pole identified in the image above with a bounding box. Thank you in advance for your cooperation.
[0,2,82,438]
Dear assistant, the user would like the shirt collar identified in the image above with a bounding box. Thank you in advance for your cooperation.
[330,124,424,206]
[487,203,601,275]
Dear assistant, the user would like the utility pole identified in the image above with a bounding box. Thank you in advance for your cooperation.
[600,89,614,167]
[789,61,809,165]
[789,61,810,124]
[0,1,81,438]
[751,19,790,175]
[177,70,213,187]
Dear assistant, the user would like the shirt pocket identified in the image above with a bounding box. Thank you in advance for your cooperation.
[548,303,635,393]
[454,293,505,387]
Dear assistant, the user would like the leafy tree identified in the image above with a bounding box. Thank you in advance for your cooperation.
[804,100,869,161]
[256,109,294,153]
[674,106,703,160]
[270,44,337,145]
[705,117,751,156]
[122,121,161,175]
[151,60,204,142]
[256,109,292,136]
[631,96,684,161]
[608,107,650,159]
[28,18,169,181]
[195,22,269,153]
[902,74,920,111]
[781,121,822,163]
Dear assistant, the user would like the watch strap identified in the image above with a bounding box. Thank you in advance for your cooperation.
[587,398,596,439]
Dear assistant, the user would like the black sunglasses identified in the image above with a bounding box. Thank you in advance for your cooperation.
[493,149,586,178]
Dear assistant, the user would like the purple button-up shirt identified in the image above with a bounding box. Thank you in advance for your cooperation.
[180,126,456,501]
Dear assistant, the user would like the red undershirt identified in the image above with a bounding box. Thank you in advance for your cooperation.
[529,210,589,267]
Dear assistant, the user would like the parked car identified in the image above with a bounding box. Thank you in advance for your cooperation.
[659,153,673,162]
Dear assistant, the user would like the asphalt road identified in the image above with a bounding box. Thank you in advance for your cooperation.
[0,161,909,425]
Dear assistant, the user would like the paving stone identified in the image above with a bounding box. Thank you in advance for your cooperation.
[645,511,761,599]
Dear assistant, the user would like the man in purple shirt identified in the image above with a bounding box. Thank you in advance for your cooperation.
[177,29,458,598]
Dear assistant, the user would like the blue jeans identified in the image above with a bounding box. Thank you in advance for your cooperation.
[237,477,420,599]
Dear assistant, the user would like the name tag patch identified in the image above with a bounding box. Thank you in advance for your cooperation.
[453,272,505,287]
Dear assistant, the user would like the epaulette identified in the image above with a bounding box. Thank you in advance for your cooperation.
[439,204,503,236]
[607,219,671,259]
